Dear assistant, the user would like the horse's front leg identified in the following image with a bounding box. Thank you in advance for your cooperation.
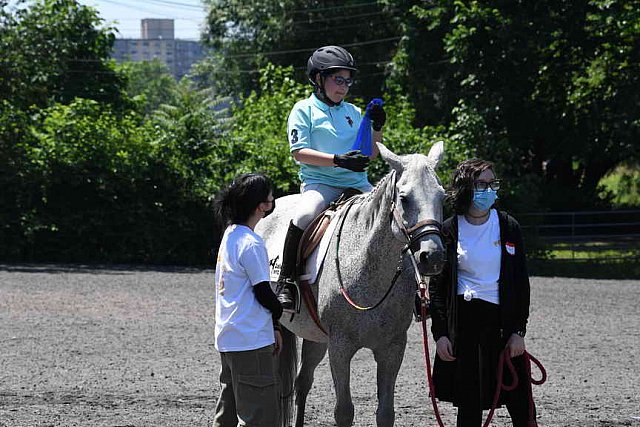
[329,337,358,427]
[295,339,328,427]
[372,333,408,427]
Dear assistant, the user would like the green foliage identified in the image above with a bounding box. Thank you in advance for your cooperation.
[228,64,306,194]
[0,1,238,265]
[2,0,639,268]
[598,162,640,208]
[0,0,128,110]
[198,0,401,100]
[4,99,151,261]
[1,96,233,264]
[149,80,235,198]
[0,100,35,260]
[119,59,179,116]
[366,92,468,186]
[390,0,640,211]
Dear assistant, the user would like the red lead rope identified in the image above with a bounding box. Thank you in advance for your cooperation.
[419,289,547,427]
[419,291,447,427]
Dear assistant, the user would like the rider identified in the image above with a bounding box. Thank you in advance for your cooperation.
[277,45,387,312]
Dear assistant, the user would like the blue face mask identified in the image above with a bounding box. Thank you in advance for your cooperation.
[472,189,498,211]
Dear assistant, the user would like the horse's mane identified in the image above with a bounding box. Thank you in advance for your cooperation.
[353,168,397,230]
[351,154,439,231]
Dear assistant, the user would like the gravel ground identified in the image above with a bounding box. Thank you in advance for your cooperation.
[0,264,639,427]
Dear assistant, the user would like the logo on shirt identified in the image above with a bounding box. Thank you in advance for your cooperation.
[290,129,299,145]
[218,276,225,295]
[217,254,225,295]
[505,241,516,255]
[345,116,353,127]
[269,255,281,277]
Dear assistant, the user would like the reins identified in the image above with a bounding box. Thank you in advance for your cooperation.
[335,197,405,311]
[335,170,442,311]
[418,297,547,427]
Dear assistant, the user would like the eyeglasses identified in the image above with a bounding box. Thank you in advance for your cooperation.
[328,75,353,87]
[474,179,501,191]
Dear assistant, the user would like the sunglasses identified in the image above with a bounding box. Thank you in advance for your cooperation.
[328,74,353,87]
[474,179,502,191]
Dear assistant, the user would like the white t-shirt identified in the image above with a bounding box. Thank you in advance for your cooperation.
[456,209,501,304]
[214,224,274,352]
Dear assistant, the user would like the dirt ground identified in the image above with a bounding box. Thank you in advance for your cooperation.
[0,264,638,427]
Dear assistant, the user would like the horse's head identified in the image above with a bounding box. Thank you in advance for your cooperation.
[378,141,446,276]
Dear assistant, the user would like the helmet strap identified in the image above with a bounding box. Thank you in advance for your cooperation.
[314,74,339,107]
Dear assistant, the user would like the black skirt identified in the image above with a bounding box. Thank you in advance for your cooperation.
[432,296,528,410]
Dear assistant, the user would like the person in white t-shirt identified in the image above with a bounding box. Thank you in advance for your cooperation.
[429,159,535,426]
[212,173,283,427]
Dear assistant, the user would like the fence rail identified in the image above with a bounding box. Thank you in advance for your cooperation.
[517,209,640,261]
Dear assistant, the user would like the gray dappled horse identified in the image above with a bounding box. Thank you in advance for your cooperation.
[256,142,445,427]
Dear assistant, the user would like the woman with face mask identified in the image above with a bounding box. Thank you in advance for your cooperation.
[212,173,283,427]
[429,159,536,427]
[276,45,386,311]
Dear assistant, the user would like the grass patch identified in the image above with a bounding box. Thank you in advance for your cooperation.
[529,257,640,280]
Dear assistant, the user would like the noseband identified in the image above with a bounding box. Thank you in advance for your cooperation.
[390,202,442,258]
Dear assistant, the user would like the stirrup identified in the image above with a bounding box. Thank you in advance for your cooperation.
[277,279,302,314]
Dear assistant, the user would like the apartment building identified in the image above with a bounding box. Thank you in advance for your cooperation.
[112,19,204,79]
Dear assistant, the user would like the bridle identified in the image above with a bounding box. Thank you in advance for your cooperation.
[336,170,443,310]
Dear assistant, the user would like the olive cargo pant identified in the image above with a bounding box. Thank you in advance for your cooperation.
[213,344,279,427]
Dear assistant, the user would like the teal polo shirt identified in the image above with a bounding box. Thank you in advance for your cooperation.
[287,93,370,190]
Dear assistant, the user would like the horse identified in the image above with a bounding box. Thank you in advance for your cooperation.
[255,142,445,427]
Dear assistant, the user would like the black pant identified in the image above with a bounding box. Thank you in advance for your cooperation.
[455,297,533,427]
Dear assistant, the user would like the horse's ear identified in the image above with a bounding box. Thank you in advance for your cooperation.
[427,140,444,169]
[377,142,403,172]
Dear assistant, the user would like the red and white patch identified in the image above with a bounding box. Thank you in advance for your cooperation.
[505,242,516,255]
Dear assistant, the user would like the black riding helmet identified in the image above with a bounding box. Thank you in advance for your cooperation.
[306,45,357,86]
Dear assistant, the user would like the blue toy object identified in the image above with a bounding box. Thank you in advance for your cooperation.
[351,98,384,156]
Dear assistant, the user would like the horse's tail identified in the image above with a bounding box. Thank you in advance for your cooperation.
[278,326,297,427]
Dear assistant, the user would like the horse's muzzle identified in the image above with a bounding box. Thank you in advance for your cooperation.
[418,249,445,276]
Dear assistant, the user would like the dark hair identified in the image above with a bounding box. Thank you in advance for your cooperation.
[213,173,273,226]
[447,159,495,215]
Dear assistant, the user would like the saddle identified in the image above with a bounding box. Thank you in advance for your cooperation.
[298,188,362,262]
[292,188,362,331]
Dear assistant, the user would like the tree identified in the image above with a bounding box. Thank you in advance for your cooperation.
[198,0,402,100]
[119,59,179,116]
[389,0,640,210]
[150,79,235,198]
[225,63,306,195]
[0,0,128,110]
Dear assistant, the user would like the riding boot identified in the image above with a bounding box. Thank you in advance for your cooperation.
[277,221,304,312]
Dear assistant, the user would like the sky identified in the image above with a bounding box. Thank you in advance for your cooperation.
[77,0,207,40]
